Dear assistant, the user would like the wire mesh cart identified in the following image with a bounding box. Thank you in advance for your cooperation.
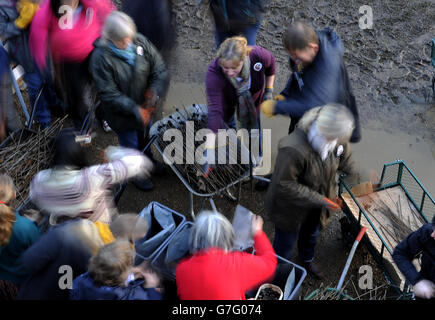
[149,104,258,219]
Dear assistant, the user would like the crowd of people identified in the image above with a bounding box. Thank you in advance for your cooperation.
[0,0,433,301]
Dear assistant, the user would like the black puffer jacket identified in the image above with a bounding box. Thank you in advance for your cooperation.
[89,33,169,133]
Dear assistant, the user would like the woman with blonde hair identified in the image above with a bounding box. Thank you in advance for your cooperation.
[176,210,277,300]
[203,36,276,178]
[0,174,41,300]
[70,240,163,300]
[265,103,356,280]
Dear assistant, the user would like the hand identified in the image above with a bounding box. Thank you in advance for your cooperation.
[144,89,159,108]
[262,88,273,102]
[142,269,161,289]
[414,280,435,299]
[322,197,341,211]
[138,106,155,126]
[273,94,286,101]
[260,100,277,118]
[251,214,264,236]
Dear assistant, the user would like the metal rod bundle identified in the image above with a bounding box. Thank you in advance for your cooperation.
[0,116,67,206]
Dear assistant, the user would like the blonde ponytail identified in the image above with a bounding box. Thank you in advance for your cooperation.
[0,174,17,246]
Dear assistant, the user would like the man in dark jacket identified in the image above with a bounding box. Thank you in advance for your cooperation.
[89,11,169,191]
[260,21,361,143]
[265,103,356,279]
[392,215,435,299]
[208,0,269,47]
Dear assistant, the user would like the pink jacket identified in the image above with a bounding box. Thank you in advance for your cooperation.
[30,0,115,70]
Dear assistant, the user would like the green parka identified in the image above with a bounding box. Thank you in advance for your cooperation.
[265,127,355,233]
[89,33,168,132]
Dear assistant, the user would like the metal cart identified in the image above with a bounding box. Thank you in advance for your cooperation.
[338,160,433,295]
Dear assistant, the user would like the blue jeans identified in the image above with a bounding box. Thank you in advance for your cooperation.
[214,23,261,48]
[273,211,321,263]
[23,71,50,126]
[115,119,153,157]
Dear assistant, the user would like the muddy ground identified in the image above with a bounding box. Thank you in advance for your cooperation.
[9,0,434,300]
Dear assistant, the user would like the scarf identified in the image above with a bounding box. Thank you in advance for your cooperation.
[227,57,259,131]
[109,42,136,66]
[307,122,337,162]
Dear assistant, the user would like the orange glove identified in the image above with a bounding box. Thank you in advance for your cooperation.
[144,89,159,108]
[322,197,341,211]
[139,107,155,126]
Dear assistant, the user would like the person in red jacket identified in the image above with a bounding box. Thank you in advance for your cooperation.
[176,210,277,300]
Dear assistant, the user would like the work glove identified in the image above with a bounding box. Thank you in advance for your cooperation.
[262,87,273,102]
[321,197,342,211]
[413,280,435,299]
[144,89,159,108]
[138,106,155,126]
[273,94,286,101]
[260,100,277,118]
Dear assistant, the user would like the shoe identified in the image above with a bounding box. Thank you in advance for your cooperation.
[301,261,325,280]
[133,178,153,191]
[254,173,272,191]
[102,120,112,132]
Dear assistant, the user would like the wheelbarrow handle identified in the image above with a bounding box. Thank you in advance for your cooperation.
[336,226,367,291]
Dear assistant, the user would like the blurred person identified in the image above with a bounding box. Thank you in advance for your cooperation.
[29,129,153,226]
[393,215,435,300]
[109,213,148,244]
[122,0,175,61]
[0,174,41,300]
[89,11,169,191]
[70,240,163,300]
[29,0,115,129]
[206,0,270,48]
[203,36,275,180]
[265,103,356,280]
[0,0,63,129]
[260,20,361,143]
[176,210,277,300]
[0,46,21,140]
[17,218,106,299]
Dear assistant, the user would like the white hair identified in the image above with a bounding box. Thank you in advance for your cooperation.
[189,210,235,254]
[102,11,137,43]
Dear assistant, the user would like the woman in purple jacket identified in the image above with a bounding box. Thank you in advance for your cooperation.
[204,36,276,176]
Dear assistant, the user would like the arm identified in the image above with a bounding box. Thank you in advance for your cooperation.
[238,230,277,291]
[205,64,227,133]
[392,224,433,286]
[88,146,153,188]
[139,35,169,98]
[273,147,325,209]
[0,5,21,39]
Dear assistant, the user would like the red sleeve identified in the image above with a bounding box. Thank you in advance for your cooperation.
[238,230,277,292]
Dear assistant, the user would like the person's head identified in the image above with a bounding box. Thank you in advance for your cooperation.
[298,103,355,142]
[217,36,252,78]
[102,11,137,50]
[88,240,135,287]
[189,210,235,254]
[283,21,319,67]
[0,174,16,246]
[109,214,148,243]
[52,129,89,169]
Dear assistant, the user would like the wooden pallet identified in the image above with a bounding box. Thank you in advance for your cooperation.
[341,185,424,290]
